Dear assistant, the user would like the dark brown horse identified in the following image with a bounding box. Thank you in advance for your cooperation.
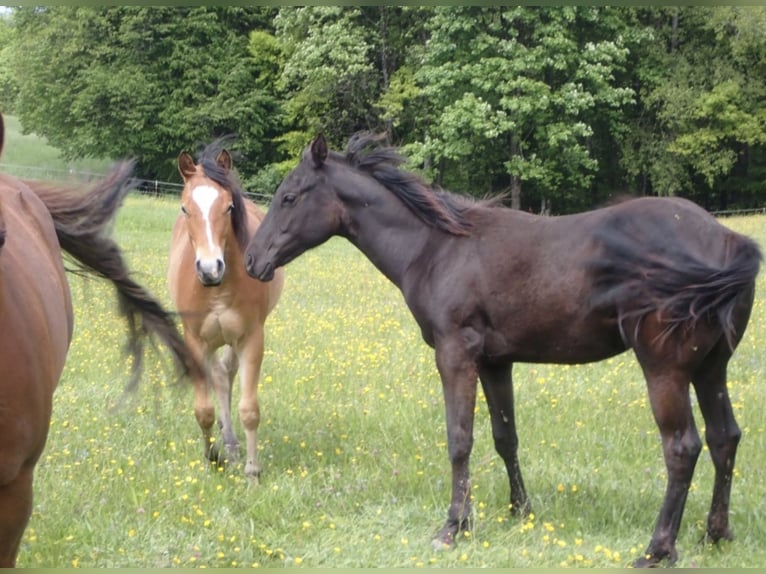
[0,113,198,567]
[168,142,283,478]
[244,133,762,567]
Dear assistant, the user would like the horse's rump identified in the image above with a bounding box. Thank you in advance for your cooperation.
[588,198,762,349]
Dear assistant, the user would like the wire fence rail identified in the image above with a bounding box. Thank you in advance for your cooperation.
[1,162,763,217]
[0,162,272,205]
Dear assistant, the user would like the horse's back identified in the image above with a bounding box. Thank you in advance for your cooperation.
[415,195,759,364]
[596,196,747,262]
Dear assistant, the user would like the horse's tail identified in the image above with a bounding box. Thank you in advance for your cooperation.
[23,162,202,389]
[589,223,762,350]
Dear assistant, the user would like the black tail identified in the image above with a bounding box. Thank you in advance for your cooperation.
[23,162,202,389]
[589,224,762,350]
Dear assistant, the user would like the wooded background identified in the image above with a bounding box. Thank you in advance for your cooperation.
[1,6,764,214]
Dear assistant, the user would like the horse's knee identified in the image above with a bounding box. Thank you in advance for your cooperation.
[238,403,260,431]
[447,427,473,465]
[194,406,215,431]
[706,425,741,467]
[492,431,519,458]
[664,428,702,478]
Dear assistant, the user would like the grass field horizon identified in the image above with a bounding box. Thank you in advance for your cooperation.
[1,114,113,177]
[2,122,766,567]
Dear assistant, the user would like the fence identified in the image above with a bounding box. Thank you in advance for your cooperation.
[1,162,764,217]
[0,162,272,205]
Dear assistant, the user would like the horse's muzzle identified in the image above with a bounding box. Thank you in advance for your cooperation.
[246,253,275,282]
[196,258,225,286]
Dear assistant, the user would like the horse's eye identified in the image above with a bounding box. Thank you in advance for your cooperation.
[282,193,297,206]
[226,203,234,214]
[181,204,188,215]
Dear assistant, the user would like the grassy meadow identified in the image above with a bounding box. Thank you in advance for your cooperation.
[7,190,765,568]
[0,114,113,177]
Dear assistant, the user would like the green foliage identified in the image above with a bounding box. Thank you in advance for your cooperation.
[620,7,766,209]
[3,6,766,212]
[274,7,378,149]
[7,6,281,181]
[415,7,634,210]
[0,15,17,114]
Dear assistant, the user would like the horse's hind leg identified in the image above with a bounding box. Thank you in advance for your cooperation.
[478,362,530,516]
[691,343,739,545]
[0,464,34,567]
[211,346,239,463]
[634,366,701,568]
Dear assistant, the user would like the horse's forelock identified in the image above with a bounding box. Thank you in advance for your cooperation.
[196,145,250,252]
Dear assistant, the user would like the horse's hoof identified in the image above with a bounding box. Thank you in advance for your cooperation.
[631,548,677,568]
[244,462,261,482]
[431,524,460,552]
[431,536,454,552]
[207,444,223,466]
[510,499,532,517]
[224,445,240,464]
[701,526,733,545]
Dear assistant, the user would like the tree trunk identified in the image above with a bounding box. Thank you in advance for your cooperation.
[511,175,522,210]
[509,133,522,210]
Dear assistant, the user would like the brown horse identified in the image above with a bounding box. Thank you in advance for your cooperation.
[244,133,762,567]
[168,142,283,479]
[0,113,198,567]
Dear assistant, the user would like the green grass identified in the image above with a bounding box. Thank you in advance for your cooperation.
[1,114,113,176]
[14,195,766,568]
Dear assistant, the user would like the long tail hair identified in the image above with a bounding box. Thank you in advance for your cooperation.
[589,221,762,350]
[23,162,202,390]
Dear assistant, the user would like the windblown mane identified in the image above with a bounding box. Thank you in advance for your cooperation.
[196,138,250,251]
[343,133,477,236]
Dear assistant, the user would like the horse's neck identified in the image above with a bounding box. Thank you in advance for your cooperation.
[338,184,433,289]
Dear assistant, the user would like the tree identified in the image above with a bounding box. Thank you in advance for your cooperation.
[0,13,17,114]
[411,6,635,212]
[273,6,377,155]
[8,6,281,181]
[620,7,766,210]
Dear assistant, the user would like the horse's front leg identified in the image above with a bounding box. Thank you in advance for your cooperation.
[210,345,239,464]
[432,337,478,550]
[186,336,218,463]
[237,325,266,481]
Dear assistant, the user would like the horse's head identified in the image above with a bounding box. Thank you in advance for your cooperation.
[178,148,243,287]
[245,133,343,281]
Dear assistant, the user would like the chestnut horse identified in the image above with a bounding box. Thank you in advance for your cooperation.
[244,133,762,567]
[0,113,198,567]
[168,142,283,479]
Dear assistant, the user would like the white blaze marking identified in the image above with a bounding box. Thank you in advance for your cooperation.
[192,185,220,253]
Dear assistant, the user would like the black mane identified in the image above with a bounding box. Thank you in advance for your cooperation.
[343,133,476,236]
[196,138,250,251]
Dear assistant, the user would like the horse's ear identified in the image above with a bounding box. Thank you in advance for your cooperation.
[311,133,328,168]
[216,149,232,172]
[177,152,196,180]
